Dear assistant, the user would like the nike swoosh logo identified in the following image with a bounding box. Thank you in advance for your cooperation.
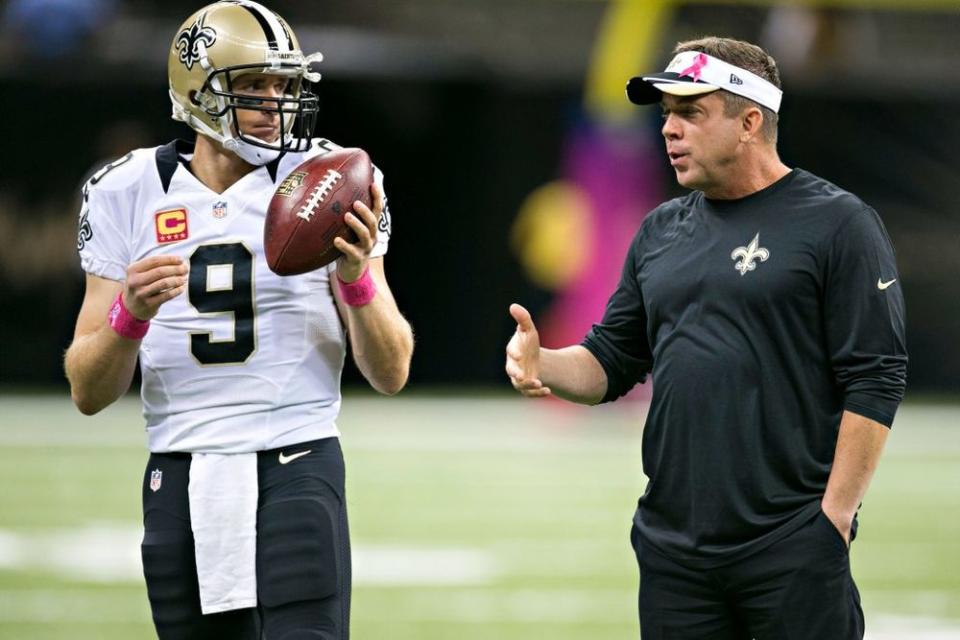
[877,278,897,290]
[278,450,311,465]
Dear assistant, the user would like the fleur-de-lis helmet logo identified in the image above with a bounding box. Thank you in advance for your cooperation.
[176,13,217,71]
[730,233,770,276]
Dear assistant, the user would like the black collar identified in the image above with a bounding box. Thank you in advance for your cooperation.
[265,155,281,182]
[155,139,192,193]
[155,138,282,194]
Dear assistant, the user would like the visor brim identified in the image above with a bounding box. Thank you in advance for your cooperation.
[626,73,720,105]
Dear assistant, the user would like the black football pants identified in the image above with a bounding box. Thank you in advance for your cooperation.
[631,512,864,639]
[139,437,351,640]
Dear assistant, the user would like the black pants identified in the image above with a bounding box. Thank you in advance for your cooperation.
[631,511,864,640]
[140,438,351,640]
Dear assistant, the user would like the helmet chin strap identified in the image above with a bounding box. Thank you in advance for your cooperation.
[223,136,283,166]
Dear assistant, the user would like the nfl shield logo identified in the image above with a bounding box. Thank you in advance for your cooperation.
[150,469,163,492]
[212,200,228,219]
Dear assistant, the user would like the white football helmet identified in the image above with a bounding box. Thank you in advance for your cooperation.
[168,1,323,165]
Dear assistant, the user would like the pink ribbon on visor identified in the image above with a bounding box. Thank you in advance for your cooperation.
[678,53,708,81]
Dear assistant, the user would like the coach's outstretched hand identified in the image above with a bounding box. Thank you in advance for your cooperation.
[506,304,551,398]
[124,255,189,321]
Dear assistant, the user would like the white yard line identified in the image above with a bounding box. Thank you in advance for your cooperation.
[866,616,960,640]
[354,545,498,585]
[0,525,498,586]
[0,524,957,637]
[0,589,148,623]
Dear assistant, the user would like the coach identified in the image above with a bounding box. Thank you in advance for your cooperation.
[505,37,907,639]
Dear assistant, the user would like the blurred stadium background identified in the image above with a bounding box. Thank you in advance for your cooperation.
[0,0,958,638]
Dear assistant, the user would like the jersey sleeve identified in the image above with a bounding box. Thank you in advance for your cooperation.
[823,206,908,427]
[370,164,390,259]
[580,235,654,403]
[77,180,130,282]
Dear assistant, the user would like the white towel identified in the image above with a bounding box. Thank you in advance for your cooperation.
[188,452,259,614]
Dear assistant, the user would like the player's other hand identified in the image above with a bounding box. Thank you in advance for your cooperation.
[335,182,383,283]
[123,255,189,321]
[506,303,551,398]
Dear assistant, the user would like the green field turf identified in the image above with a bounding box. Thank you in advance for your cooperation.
[0,393,958,639]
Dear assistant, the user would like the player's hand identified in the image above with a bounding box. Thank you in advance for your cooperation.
[123,255,189,321]
[335,182,382,283]
[506,303,551,398]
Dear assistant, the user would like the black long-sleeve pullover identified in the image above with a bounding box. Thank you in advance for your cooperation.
[582,169,907,566]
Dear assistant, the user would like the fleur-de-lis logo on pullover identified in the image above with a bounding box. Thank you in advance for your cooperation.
[730,233,770,276]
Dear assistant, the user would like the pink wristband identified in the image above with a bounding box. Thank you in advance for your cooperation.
[107,292,150,340]
[337,267,377,307]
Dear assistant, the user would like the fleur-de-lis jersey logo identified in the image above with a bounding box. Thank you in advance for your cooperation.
[77,209,93,251]
[730,233,770,276]
[378,202,392,237]
[176,14,217,71]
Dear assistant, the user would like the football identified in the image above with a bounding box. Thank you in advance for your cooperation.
[264,147,374,275]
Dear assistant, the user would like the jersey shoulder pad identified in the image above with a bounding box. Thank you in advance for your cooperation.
[298,137,386,185]
[298,137,343,160]
[278,138,344,172]
[290,137,387,193]
[81,147,157,197]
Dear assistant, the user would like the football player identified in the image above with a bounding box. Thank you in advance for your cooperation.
[65,2,414,639]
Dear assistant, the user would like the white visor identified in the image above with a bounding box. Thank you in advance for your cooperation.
[627,50,783,113]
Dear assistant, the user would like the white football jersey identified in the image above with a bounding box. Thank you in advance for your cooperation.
[77,138,391,453]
